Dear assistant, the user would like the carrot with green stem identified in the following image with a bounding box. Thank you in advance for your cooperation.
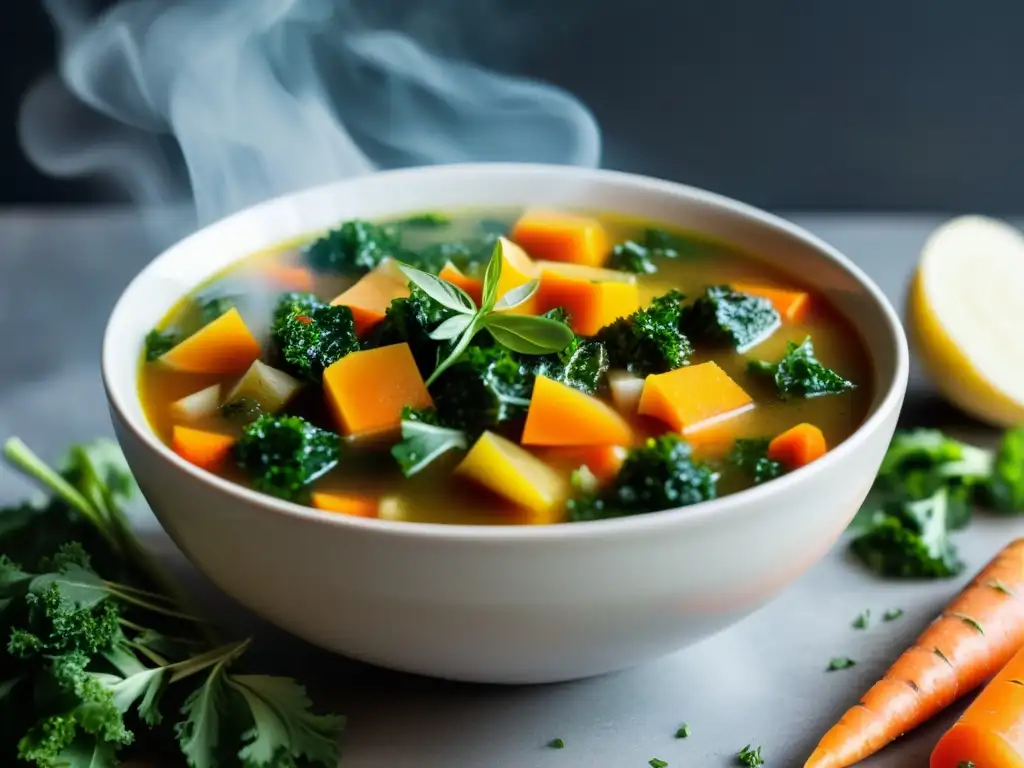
[805,537,1024,768]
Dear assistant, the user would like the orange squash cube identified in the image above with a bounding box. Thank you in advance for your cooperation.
[330,258,409,336]
[438,261,483,305]
[159,308,261,375]
[171,426,235,472]
[638,361,753,433]
[323,343,432,439]
[731,282,810,323]
[535,262,641,335]
[511,208,611,267]
[532,444,628,484]
[522,376,634,447]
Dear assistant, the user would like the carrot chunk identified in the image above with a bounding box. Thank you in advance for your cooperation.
[159,307,261,375]
[511,208,611,267]
[438,261,483,305]
[456,431,568,523]
[535,261,641,335]
[532,445,627,484]
[638,361,753,433]
[330,258,409,336]
[323,343,432,439]
[805,538,1024,768]
[311,492,378,518]
[768,423,827,469]
[171,426,235,471]
[522,375,634,447]
[494,236,541,314]
[259,263,316,292]
[732,281,810,323]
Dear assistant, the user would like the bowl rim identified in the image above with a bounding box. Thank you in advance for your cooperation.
[102,162,910,543]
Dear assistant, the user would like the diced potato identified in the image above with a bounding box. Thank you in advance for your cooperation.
[535,262,641,335]
[438,261,483,306]
[159,307,261,375]
[330,257,410,336]
[225,360,302,414]
[494,236,541,314]
[522,375,634,447]
[607,370,645,415]
[170,384,222,423]
[323,343,432,439]
[638,361,753,433]
[311,492,378,518]
[456,431,568,523]
[511,208,611,267]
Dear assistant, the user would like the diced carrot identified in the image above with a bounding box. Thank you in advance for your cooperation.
[323,343,432,439]
[159,307,261,375]
[311,492,378,518]
[532,445,627,484]
[330,258,409,336]
[638,361,753,433]
[511,208,611,267]
[522,376,634,447]
[768,423,827,469]
[805,538,1024,768]
[494,236,541,314]
[438,261,483,305]
[608,370,646,416]
[456,431,568,523]
[931,638,1024,767]
[171,426,235,472]
[534,261,641,335]
[732,281,810,323]
[260,263,316,292]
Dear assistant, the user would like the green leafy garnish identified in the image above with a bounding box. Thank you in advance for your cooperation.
[196,294,236,325]
[548,737,565,749]
[568,435,718,521]
[729,438,786,485]
[675,723,691,739]
[683,285,780,352]
[737,744,765,766]
[234,415,341,503]
[0,437,344,767]
[144,330,179,361]
[395,240,574,386]
[270,293,360,382]
[827,656,856,671]
[649,759,668,768]
[607,228,695,274]
[984,427,1024,513]
[883,608,904,621]
[595,290,692,375]
[852,610,870,629]
[391,408,468,476]
[304,219,402,276]
[749,337,855,399]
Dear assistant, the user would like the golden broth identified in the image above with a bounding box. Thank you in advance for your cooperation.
[139,208,873,524]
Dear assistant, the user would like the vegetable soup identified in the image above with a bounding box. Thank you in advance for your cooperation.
[139,208,872,524]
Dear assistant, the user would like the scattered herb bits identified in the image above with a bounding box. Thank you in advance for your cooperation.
[737,743,765,767]
[852,610,871,629]
[649,759,668,768]
[674,723,691,739]
[883,608,904,622]
[827,657,856,671]
[548,737,565,749]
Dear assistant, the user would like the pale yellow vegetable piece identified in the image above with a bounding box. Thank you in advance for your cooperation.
[225,360,302,414]
[170,384,222,423]
[906,215,1024,427]
[608,370,646,415]
[456,431,568,524]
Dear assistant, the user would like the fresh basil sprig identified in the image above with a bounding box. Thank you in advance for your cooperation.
[397,239,574,386]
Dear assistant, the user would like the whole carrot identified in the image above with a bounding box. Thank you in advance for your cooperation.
[805,538,1024,768]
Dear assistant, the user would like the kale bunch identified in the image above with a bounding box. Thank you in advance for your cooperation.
[234,414,342,503]
[595,290,692,375]
[270,292,359,381]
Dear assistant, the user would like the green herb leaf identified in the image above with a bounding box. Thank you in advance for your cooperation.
[391,408,469,476]
[749,336,855,399]
[985,427,1024,513]
[548,737,565,749]
[827,656,856,671]
[483,314,575,355]
[176,661,230,768]
[883,607,904,621]
[675,723,691,739]
[852,610,870,630]
[428,314,475,341]
[737,744,765,767]
[493,279,539,311]
[144,329,179,361]
[649,759,668,768]
[398,263,476,315]
[729,438,786,485]
[480,240,505,311]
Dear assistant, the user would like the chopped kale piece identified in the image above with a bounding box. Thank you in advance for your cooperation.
[985,427,1024,513]
[399,212,451,228]
[595,290,692,375]
[219,397,264,425]
[748,337,855,398]
[144,329,179,361]
[196,294,236,325]
[568,435,718,521]
[683,285,780,352]
[737,744,765,767]
[729,438,786,485]
[540,306,571,325]
[530,336,609,395]
[304,219,403,276]
[270,293,360,382]
[234,415,341,503]
[478,218,510,237]
[369,285,456,374]
[607,228,697,274]
[432,346,532,435]
[415,233,501,276]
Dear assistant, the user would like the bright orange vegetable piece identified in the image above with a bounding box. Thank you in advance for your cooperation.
[438,261,483,305]
[805,538,1024,768]
[330,258,409,336]
[494,236,541,314]
[522,376,634,447]
[638,361,753,433]
[311,492,378,518]
[511,208,611,267]
[732,281,810,323]
[171,426,235,471]
[533,445,627,484]
[323,343,432,439]
[535,261,641,335]
[259,263,315,292]
[931,634,1024,768]
[768,423,827,469]
[159,307,261,375]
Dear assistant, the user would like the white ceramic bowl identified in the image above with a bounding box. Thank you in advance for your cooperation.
[103,164,909,685]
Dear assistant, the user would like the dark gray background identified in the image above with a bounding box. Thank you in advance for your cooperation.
[4,1,1024,211]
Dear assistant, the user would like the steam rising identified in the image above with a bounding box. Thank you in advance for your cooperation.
[21,0,601,228]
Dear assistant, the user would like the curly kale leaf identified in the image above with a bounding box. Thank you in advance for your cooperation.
[530,338,609,396]
[568,435,718,521]
[432,346,532,435]
[607,228,698,274]
[234,415,341,503]
[595,290,692,375]
[368,286,455,374]
[143,330,179,362]
[729,438,786,485]
[304,219,403,276]
[748,337,855,399]
[984,427,1024,514]
[683,285,780,352]
[270,293,359,382]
